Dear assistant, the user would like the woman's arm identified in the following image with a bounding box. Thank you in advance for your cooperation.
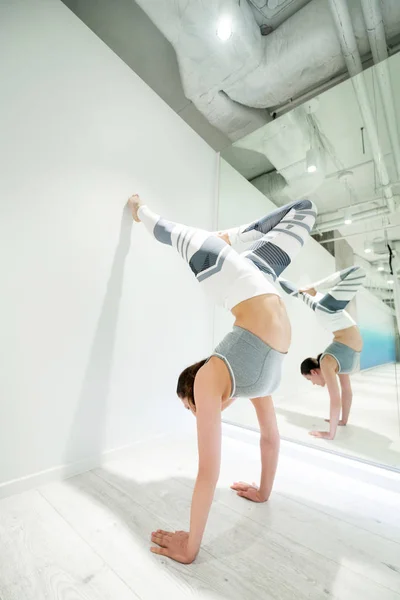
[310,356,341,440]
[338,374,353,425]
[186,368,222,559]
[231,396,280,502]
[150,365,222,564]
[253,396,280,500]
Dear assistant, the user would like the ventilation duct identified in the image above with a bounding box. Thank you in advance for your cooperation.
[135,0,400,140]
[247,0,313,29]
[248,105,327,203]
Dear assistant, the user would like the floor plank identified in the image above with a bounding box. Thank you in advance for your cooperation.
[94,432,400,591]
[0,490,138,600]
[3,433,400,600]
[94,459,400,600]
[41,472,261,600]
[109,432,400,542]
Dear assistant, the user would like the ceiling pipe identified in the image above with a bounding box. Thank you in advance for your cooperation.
[328,0,397,213]
[135,0,400,141]
[318,196,384,219]
[315,205,389,233]
[316,221,400,243]
[361,0,400,180]
[247,0,313,29]
[272,39,400,116]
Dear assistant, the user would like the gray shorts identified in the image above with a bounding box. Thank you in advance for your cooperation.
[210,326,286,398]
[321,341,361,374]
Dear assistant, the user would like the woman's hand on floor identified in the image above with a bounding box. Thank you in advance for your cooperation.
[231,481,268,502]
[309,430,335,440]
[150,530,195,564]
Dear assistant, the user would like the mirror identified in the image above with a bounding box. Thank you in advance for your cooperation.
[215,52,400,470]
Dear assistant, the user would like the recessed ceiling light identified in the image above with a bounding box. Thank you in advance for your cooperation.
[377,262,385,272]
[217,16,233,41]
[387,278,394,285]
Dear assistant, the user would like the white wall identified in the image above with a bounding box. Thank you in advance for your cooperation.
[0,0,217,492]
[216,159,334,428]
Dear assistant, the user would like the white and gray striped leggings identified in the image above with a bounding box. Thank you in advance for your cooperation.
[138,199,317,310]
[279,267,366,321]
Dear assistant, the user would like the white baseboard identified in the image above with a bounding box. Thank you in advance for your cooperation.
[0,432,169,500]
[2,425,399,500]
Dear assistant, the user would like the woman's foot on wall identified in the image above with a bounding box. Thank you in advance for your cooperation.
[127,194,142,222]
[299,287,317,297]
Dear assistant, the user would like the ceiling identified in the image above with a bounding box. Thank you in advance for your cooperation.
[222,50,400,293]
[63,0,400,151]
[63,0,400,295]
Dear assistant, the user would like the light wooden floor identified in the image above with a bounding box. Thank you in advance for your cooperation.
[1,431,400,600]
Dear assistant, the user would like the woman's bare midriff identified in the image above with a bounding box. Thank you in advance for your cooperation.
[333,325,363,351]
[231,294,291,353]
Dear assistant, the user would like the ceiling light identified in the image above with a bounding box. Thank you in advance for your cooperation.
[387,278,394,285]
[377,262,385,272]
[306,148,318,173]
[216,16,233,41]
[364,239,372,254]
[344,207,352,225]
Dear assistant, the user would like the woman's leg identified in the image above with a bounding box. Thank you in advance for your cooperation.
[279,266,366,313]
[237,199,317,280]
[314,266,367,312]
[136,204,230,281]
[129,196,316,306]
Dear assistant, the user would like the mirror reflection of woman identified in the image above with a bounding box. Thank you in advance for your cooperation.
[279,267,366,440]
[128,194,316,564]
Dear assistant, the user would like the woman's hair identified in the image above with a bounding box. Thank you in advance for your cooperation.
[176,359,207,406]
[300,353,323,375]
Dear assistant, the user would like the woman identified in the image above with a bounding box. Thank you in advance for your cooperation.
[279,266,366,440]
[128,193,317,564]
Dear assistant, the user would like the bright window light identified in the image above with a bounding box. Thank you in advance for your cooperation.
[217,16,233,41]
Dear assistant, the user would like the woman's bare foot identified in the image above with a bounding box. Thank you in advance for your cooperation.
[127,194,142,222]
[299,287,317,297]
